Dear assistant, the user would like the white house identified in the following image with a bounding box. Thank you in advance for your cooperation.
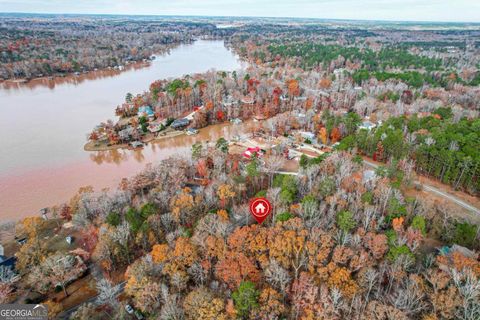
[299,131,316,142]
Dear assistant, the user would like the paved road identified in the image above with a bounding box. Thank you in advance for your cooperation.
[275,164,480,215]
[362,160,480,215]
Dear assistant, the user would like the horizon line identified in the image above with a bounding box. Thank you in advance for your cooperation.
[1,11,480,25]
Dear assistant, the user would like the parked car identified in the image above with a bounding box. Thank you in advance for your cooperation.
[134,310,145,320]
[125,304,134,314]
[129,141,144,149]
[186,128,199,135]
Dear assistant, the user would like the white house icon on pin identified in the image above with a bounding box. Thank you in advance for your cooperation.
[255,203,266,214]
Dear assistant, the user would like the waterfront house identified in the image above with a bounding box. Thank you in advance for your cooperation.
[148,123,163,133]
[137,106,155,118]
[148,119,166,133]
[171,118,190,130]
[119,126,135,141]
[0,255,17,271]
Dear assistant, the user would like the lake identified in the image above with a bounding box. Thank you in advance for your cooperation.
[0,40,243,221]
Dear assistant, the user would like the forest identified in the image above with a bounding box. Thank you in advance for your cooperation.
[267,43,444,71]
[6,147,480,319]
[338,108,480,194]
[1,16,480,320]
[0,17,219,80]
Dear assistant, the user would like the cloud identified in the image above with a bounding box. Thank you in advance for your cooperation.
[0,0,479,22]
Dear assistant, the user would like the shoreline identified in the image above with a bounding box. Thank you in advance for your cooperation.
[84,129,186,152]
[0,41,194,89]
[0,39,240,221]
[0,39,243,222]
[84,116,253,152]
[0,61,151,89]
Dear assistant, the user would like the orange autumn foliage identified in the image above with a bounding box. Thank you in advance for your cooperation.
[305,233,334,272]
[330,127,341,143]
[331,245,354,265]
[318,127,327,145]
[205,235,226,259]
[305,97,313,110]
[270,228,308,270]
[196,160,209,178]
[151,244,169,263]
[429,286,462,319]
[172,237,198,267]
[162,237,199,278]
[392,216,405,232]
[215,252,260,289]
[290,272,321,317]
[217,184,235,208]
[319,78,332,89]
[364,232,389,260]
[18,216,44,237]
[216,209,229,221]
[225,299,237,318]
[253,287,286,319]
[183,287,227,320]
[205,101,214,111]
[43,300,62,318]
[286,79,300,97]
[326,264,359,298]
[436,251,480,276]
[227,225,270,262]
[171,187,194,222]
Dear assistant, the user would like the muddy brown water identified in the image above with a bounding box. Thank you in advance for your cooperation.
[0,40,243,221]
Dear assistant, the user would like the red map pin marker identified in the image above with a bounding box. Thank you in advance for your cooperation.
[249,198,272,224]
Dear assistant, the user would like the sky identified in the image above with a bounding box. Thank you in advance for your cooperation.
[1,0,479,23]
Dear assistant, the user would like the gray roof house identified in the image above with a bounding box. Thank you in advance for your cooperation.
[171,118,190,129]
